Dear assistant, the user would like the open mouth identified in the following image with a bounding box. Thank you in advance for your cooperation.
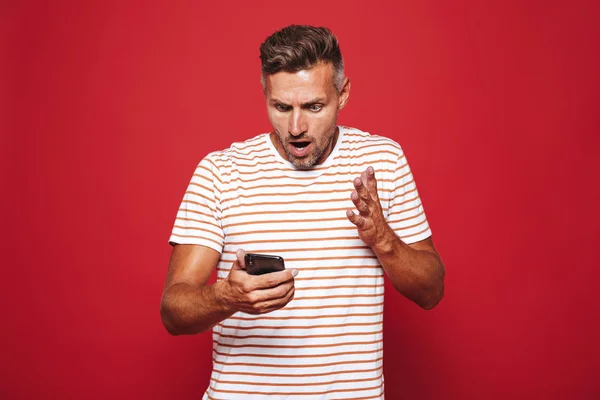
[289,141,312,157]
[291,141,310,149]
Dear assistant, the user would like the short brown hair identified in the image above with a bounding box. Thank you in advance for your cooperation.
[259,25,345,92]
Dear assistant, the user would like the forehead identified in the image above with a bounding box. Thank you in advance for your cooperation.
[265,63,336,102]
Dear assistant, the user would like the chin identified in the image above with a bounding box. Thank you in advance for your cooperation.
[287,153,319,170]
[289,159,315,170]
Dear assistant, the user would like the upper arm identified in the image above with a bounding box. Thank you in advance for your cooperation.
[165,156,225,290]
[168,156,225,253]
[164,244,221,291]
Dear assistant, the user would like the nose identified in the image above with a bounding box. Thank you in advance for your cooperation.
[288,110,307,137]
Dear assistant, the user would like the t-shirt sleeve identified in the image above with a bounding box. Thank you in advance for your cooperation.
[386,148,432,244]
[168,156,224,253]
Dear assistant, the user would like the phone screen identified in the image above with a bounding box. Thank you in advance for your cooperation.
[245,253,286,275]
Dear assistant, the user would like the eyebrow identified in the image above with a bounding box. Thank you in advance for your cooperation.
[271,97,326,107]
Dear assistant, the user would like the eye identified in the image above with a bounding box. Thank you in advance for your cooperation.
[275,104,289,112]
[309,104,323,112]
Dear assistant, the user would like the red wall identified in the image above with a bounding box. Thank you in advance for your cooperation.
[2,1,599,398]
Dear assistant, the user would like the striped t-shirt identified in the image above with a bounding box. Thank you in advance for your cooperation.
[169,126,431,400]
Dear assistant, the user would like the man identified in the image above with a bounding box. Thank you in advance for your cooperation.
[161,25,445,399]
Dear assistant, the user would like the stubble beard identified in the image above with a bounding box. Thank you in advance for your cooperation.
[276,128,337,170]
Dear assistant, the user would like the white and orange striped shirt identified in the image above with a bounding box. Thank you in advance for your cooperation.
[169,126,431,399]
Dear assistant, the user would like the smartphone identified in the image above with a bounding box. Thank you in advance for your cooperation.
[244,253,285,275]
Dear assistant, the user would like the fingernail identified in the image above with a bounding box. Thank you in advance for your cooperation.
[292,269,298,277]
[368,166,374,175]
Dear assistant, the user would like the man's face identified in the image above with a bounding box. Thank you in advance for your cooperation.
[265,63,350,169]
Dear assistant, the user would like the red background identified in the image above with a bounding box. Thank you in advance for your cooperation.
[2,1,599,399]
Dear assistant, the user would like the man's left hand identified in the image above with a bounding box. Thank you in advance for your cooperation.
[346,166,394,250]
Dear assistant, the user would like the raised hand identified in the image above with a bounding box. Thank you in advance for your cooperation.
[346,166,394,249]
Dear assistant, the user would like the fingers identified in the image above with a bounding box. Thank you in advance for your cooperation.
[364,166,379,200]
[353,166,379,199]
[252,268,297,291]
[237,277,295,314]
[226,250,298,314]
[352,175,371,216]
[346,209,366,228]
[231,248,246,270]
[353,176,370,203]
[228,265,297,314]
[351,189,369,215]
[249,284,296,314]
[350,167,380,218]
[261,286,295,313]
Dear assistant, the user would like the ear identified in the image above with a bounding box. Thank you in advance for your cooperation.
[338,77,351,110]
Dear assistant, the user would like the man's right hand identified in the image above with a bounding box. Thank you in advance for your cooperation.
[221,249,297,315]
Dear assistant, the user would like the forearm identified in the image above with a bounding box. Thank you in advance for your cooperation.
[160,280,235,335]
[373,227,445,310]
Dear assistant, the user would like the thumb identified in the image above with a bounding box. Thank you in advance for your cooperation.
[232,248,247,270]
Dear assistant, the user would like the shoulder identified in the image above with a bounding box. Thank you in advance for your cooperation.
[206,133,270,163]
[198,133,271,171]
[340,126,405,158]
